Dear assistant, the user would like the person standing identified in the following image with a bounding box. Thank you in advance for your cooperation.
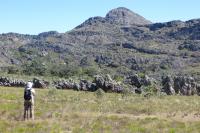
[24,82,35,120]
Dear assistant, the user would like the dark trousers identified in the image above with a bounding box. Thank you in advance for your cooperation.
[24,100,34,120]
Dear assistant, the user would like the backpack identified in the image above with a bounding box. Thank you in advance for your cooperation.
[24,89,32,100]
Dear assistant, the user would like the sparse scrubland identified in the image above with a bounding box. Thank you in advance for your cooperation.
[1,7,200,133]
[1,7,200,83]
[1,87,200,133]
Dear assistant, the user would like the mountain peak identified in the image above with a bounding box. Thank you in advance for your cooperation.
[105,7,152,25]
[75,7,152,29]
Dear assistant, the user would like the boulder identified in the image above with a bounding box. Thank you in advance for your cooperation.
[196,84,200,96]
[0,77,10,84]
[128,74,142,88]
[162,75,175,95]
[33,78,49,88]
[94,75,105,89]
[54,80,75,90]
[125,74,157,94]
[79,80,98,91]
[0,77,26,87]
[135,87,143,94]
[80,80,89,91]
[93,74,124,93]
[10,79,26,87]
[141,75,154,86]
[73,83,81,91]
[104,81,115,92]
[65,81,74,89]
[87,83,97,92]
[174,76,197,95]
[161,75,199,96]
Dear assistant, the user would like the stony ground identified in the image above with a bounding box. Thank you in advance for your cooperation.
[1,87,200,133]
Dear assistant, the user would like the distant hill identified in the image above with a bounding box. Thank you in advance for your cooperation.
[0,7,200,81]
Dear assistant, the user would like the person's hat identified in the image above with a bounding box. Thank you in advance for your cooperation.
[26,81,33,89]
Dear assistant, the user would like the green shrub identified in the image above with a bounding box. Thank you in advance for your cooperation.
[113,75,124,82]
[82,66,98,77]
[22,60,47,76]
[49,63,82,78]
[95,88,105,99]
[143,84,159,98]
[138,72,145,78]
[3,66,21,74]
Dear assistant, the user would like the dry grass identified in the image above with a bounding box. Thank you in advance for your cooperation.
[1,87,200,133]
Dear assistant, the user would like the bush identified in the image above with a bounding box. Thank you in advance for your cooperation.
[22,60,47,76]
[95,88,105,99]
[49,63,82,78]
[82,66,98,77]
[113,75,124,82]
[5,66,21,74]
[143,84,159,98]
[138,72,145,78]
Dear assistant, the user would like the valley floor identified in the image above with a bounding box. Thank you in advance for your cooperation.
[1,87,200,133]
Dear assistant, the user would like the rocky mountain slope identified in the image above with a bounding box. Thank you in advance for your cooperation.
[0,7,200,84]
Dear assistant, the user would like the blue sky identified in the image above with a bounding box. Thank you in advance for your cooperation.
[0,0,199,34]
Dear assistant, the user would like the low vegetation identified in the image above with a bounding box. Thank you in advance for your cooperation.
[1,87,200,133]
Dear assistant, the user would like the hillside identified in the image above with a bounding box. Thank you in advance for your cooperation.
[0,7,200,92]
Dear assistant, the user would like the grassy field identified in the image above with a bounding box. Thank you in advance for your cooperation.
[1,87,200,133]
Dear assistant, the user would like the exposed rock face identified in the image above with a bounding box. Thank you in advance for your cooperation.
[2,74,200,96]
[162,75,199,96]
[162,76,175,95]
[125,74,156,94]
[54,74,124,93]
[1,7,200,90]
[80,80,94,91]
[70,7,153,45]
[76,7,151,29]
[33,78,49,88]
[54,79,76,90]
[196,84,200,96]
[174,76,197,95]
[0,76,49,88]
[105,7,152,25]
[94,74,124,93]
[0,77,26,87]
[127,74,142,88]
[142,75,154,86]
[38,31,59,38]
[94,75,105,89]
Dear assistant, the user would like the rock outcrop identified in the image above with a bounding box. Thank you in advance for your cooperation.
[94,74,124,93]
[54,74,124,93]
[162,76,175,95]
[125,74,156,94]
[105,7,152,26]
[33,78,50,88]
[0,77,51,88]
[0,77,26,87]
[174,76,197,95]
[162,75,200,96]
[1,74,200,96]
[1,7,200,85]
